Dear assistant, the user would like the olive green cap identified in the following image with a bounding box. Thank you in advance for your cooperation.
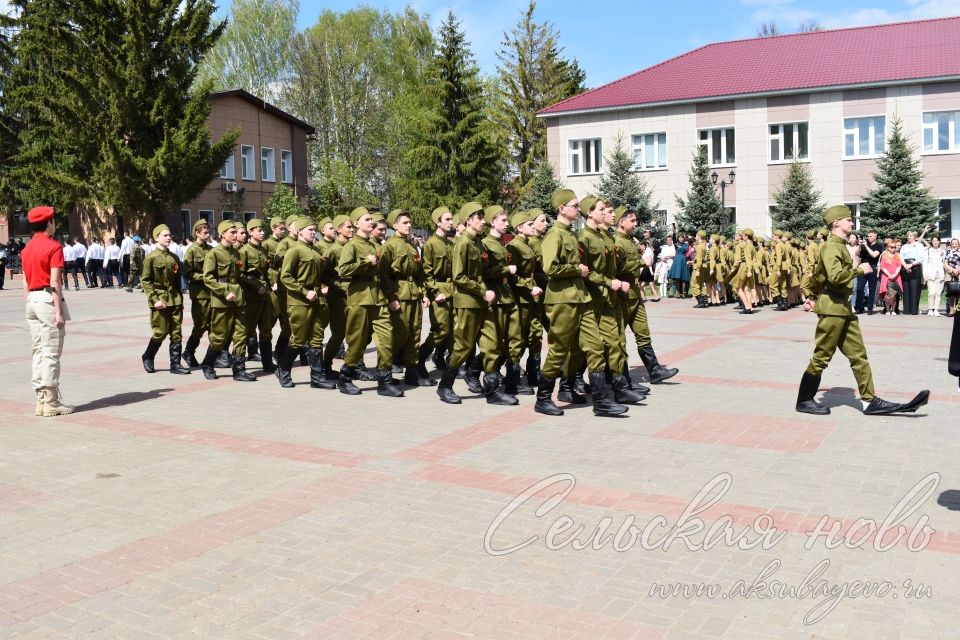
[550,189,576,211]
[696,230,707,239]
[316,217,333,229]
[349,206,370,223]
[192,218,209,233]
[458,201,484,222]
[217,220,237,235]
[371,212,386,224]
[818,227,829,237]
[333,214,350,230]
[823,205,852,225]
[742,228,754,238]
[284,214,299,226]
[613,205,630,226]
[296,216,316,230]
[246,218,264,232]
[782,231,793,240]
[386,209,410,227]
[710,233,720,242]
[527,208,544,220]
[270,217,285,229]
[806,230,816,240]
[152,224,169,239]
[431,206,451,225]
[579,195,599,218]
[484,205,505,220]
[510,211,530,229]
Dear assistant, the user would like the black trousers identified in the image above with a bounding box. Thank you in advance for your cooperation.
[855,269,878,312]
[901,265,922,315]
[87,261,101,286]
[120,254,130,286]
[70,259,89,288]
[949,311,960,377]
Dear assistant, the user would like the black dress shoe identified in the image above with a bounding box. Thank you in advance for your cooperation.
[795,400,830,415]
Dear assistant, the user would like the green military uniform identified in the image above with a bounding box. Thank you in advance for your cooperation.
[449,206,491,373]
[127,241,145,291]
[382,209,429,384]
[336,207,400,396]
[575,218,625,375]
[690,231,708,302]
[480,205,515,372]
[239,219,274,369]
[420,207,456,369]
[321,215,350,376]
[269,214,300,357]
[140,224,191,375]
[525,212,548,385]
[200,220,253,381]
[182,219,212,365]
[505,211,543,391]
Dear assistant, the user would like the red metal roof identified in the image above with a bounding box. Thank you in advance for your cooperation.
[538,16,960,116]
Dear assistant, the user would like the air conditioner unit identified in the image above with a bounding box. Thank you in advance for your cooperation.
[222,181,238,192]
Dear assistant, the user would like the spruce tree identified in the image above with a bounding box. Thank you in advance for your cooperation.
[0,15,19,211]
[594,134,657,221]
[770,159,825,235]
[674,147,724,234]
[402,11,504,217]
[859,116,940,238]
[262,184,303,229]
[520,159,564,219]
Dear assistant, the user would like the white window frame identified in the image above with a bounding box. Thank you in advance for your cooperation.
[198,209,214,223]
[768,121,810,163]
[240,145,256,180]
[842,115,885,159]
[921,110,960,155]
[631,132,668,171]
[280,149,293,183]
[567,138,603,176]
[221,211,235,223]
[698,127,736,167]
[261,147,275,182]
[220,153,236,179]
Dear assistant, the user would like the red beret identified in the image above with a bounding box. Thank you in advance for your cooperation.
[28,206,55,224]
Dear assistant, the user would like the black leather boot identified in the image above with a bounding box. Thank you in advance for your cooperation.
[260,339,276,373]
[274,335,289,361]
[309,348,336,389]
[464,356,483,394]
[338,365,362,395]
[436,366,462,404]
[534,376,563,416]
[612,374,645,404]
[141,339,163,373]
[200,348,219,380]
[525,353,540,388]
[483,372,518,406]
[589,372,628,417]
[246,336,260,361]
[417,343,433,378]
[274,346,296,388]
[183,335,201,367]
[505,362,533,395]
[232,355,257,382]
[431,343,449,371]
[215,350,232,368]
[355,362,377,381]
[169,343,191,374]
[622,364,651,394]
[404,367,435,387]
[322,361,339,381]
[795,372,829,415]
[557,376,586,404]
[376,368,404,397]
[638,345,679,383]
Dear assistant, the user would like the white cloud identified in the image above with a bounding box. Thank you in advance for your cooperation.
[742,0,960,32]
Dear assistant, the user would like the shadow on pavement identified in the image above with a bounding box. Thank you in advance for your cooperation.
[74,389,175,412]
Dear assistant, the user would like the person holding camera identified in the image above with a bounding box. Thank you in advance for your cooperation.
[854,230,882,314]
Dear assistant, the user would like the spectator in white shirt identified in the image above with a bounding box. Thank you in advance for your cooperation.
[71,239,90,288]
[62,241,76,290]
[86,238,104,287]
[118,231,134,287]
[923,236,947,316]
[102,237,121,287]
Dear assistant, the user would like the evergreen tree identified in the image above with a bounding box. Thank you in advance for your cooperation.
[674,147,724,234]
[401,11,504,218]
[0,14,19,212]
[495,1,584,189]
[519,159,564,218]
[859,116,940,238]
[262,184,303,229]
[770,159,825,235]
[594,134,657,221]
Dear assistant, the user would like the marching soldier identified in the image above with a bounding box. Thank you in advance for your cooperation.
[506,210,543,395]
[321,214,352,381]
[275,216,337,389]
[691,230,708,308]
[200,221,255,382]
[239,219,275,372]
[126,236,144,292]
[382,209,432,386]
[418,206,456,377]
[336,207,402,397]
[272,214,301,363]
[182,218,213,367]
[481,205,520,399]
[140,224,191,375]
[731,229,758,314]
[708,233,722,306]
[525,209,548,387]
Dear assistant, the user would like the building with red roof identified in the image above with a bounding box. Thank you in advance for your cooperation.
[538,16,960,236]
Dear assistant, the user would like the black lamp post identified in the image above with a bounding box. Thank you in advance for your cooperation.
[711,169,735,236]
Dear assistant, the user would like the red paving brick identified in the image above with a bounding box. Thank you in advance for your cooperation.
[0,483,56,514]
[652,410,837,452]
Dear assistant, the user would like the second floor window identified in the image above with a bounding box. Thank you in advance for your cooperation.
[843,116,885,158]
[632,133,667,170]
[568,138,602,175]
[769,122,809,162]
[220,154,235,179]
[261,147,275,182]
[699,128,735,166]
[281,150,293,183]
[240,145,256,180]
[922,111,960,153]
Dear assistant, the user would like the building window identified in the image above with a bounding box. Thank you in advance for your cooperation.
[198,209,214,225]
[243,211,256,223]
[281,150,293,183]
[240,145,256,180]
[261,147,275,182]
[180,209,191,238]
[922,111,960,153]
[699,128,735,166]
[221,211,235,222]
[220,154,236,179]
[844,202,862,230]
[769,122,809,162]
[938,199,953,238]
[568,138,602,175]
[631,133,667,170]
[843,116,885,158]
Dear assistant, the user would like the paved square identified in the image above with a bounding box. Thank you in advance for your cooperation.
[1,286,958,639]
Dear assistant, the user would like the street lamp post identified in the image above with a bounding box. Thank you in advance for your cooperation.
[711,170,735,236]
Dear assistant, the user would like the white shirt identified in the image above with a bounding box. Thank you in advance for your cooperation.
[63,243,76,261]
[119,236,134,257]
[144,242,156,255]
[87,242,104,261]
[924,246,946,280]
[104,244,121,261]
[169,243,185,260]
[73,242,87,260]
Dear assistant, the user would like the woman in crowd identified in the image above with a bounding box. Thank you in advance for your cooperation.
[657,235,676,299]
[639,240,659,301]
[878,240,904,315]
[669,233,691,297]
[922,235,946,316]
[945,238,960,317]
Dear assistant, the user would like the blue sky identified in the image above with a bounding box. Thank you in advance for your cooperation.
[251,0,960,88]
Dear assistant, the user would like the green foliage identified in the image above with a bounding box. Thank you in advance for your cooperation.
[520,159,564,219]
[262,184,303,229]
[495,1,584,189]
[770,159,825,235]
[195,0,299,104]
[674,147,725,235]
[399,11,505,219]
[0,14,19,212]
[859,116,940,239]
[594,133,657,220]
